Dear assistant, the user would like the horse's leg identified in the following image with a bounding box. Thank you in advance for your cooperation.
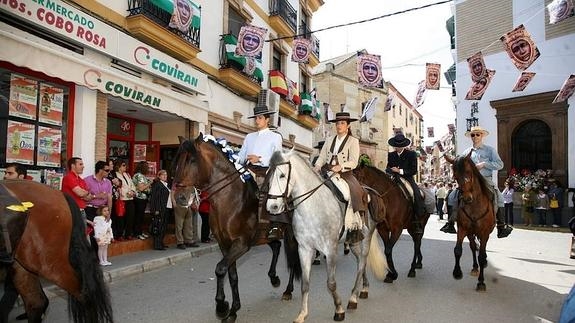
[0,267,19,323]
[453,230,465,280]
[381,229,399,283]
[347,238,366,310]
[267,240,282,287]
[476,236,489,292]
[408,229,423,277]
[215,240,250,320]
[294,246,314,323]
[468,234,479,276]
[324,248,345,322]
[223,262,240,323]
[282,266,295,301]
[11,264,48,323]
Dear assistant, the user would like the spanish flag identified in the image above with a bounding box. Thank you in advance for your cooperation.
[269,70,288,96]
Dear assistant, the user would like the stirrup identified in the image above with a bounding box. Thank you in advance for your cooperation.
[267,227,282,240]
[497,225,513,238]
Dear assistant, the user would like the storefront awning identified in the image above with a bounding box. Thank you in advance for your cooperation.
[0,28,208,124]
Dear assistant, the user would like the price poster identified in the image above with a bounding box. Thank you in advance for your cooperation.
[6,120,35,165]
[9,74,38,120]
[134,144,147,162]
[37,126,62,167]
[39,83,64,126]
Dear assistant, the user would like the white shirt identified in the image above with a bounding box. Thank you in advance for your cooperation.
[238,128,283,167]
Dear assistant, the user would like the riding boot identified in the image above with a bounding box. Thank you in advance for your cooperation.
[267,222,283,240]
[496,207,513,238]
[440,221,457,234]
[345,229,364,244]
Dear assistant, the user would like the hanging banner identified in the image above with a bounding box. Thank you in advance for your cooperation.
[291,38,311,64]
[38,83,64,126]
[384,94,394,112]
[427,127,435,138]
[547,0,574,24]
[235,25,267,57]
[500,24,540,71]
[37,126,62,167]
[9,74,38,120]
[512,72,536,92]
[467,52,487,82]
[425,63,441,90]
[413,80,427,108]
[6,120,35,165]
[168,0,201,33]
[465,69,496,100]
[552,74,575,103]
[357,53,383,88]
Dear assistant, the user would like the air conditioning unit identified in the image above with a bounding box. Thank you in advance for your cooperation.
[258,89,281,128]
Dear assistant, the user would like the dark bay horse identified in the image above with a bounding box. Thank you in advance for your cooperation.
[445,152,495,292]
[353,164,430,283]
[0,180,113,322]
[171,135,301,322]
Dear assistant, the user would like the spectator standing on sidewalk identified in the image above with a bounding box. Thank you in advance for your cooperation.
[115,160,136,239]
[435,182,447,220]
[94,206,113,266]
[133,161,152,240]
[548,180,564,228]
[521,185,535,226]
[171,187,199,249]
[502,179,515,226]
[535,188,550,226]
[61,157,94,230]
[440,186,459,234]
[198,190,211,243]
[84,161,113,254]
[149,170,172,250]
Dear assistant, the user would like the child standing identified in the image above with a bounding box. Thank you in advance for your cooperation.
[94,206,114,266]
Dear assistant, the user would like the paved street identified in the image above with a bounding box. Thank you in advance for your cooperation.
[13,217,574,323]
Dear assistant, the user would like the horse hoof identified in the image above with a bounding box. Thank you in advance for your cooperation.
[282,292,293,301]
[453,269,463,280]
[344,248,350,255]
[407,270,416,278]
[270,276,281,288]
[476,283,486,292]
[415,263,423,269]
[222,313,237,323]
[216,301,230,319]
[347,301,357,310]
[312,259,321,265]
[359,291,368,299]
[333,312,345,321]
[470,269,479,277]
[384,277,394,283]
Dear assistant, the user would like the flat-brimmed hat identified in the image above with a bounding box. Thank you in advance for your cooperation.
[248,105,276,119]
[465,126,490,137]
[328,112,358,123]
[388,134,411,148]
[313,141,325,149]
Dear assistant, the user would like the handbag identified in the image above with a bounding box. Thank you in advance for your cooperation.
[114,199,126,217]
[550,198,559,209]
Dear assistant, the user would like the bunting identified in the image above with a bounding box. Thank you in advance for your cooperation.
[151,0,201,32]
[291,38,312,64]
[465,69,496,100]
[413,80,427,108]
[269,70,288,96]
[360,97,378,122]
[427,127,434,138]
[324,103,334,123]
[552,74,575,103]
[547,0,574,24]
[467,52,487,82]
[236,25,267,57]
[384,94,394,112]
[425,63,441,90]
[286,78,301,105]
[500,24,540,71]
[512,72,536,92]
[357,53,384,88]
[222,34,263,82]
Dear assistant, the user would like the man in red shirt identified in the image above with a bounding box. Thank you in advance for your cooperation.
[62,157,95,217]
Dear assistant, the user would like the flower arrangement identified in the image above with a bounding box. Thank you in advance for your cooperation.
[506,168,553,192]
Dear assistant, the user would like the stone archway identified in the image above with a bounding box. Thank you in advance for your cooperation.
[492,91,569,188]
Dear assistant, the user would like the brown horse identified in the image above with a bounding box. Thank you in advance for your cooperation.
[171,135,300,322]
[353,164,430,283]
[445,152,495,292]
[0,180,113,322]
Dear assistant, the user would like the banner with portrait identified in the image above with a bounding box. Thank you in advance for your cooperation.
[39,83,64,126]
[168,0,201,33]
[552,74,575,103]
[413,80,427,108]
[425,63,441,90]
[384,93,394,112]
[357,53,383,88]
[9,74,38,120]
[36,126,62,167]
[427,127,435,138]
[500,24,540,71]
[235,25,267,58]
[467,52,487,82]
[465,69,496,101]
[291,38,311,64]
[6,120,35,165]
[547,0,574,24]
[512,72,536,92]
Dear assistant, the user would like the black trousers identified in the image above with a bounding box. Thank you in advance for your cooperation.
[199,211,210,241]
[84,206,100,256]
[134,198,148,236]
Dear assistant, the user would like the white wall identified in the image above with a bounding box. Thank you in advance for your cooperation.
[72,86,98,176]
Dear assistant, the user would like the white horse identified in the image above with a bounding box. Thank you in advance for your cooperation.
[266,150,387,323]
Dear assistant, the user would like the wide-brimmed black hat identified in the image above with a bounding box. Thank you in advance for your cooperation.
[248,105,276,119]
[388,134,411,148]
[328,112,358,123]
[313,141,325,149]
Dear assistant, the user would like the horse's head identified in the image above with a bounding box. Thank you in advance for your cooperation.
[172,134,212,207]
[445,151,476,204]
[266,150,293,214]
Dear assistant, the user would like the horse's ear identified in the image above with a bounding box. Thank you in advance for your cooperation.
[444,154,455,164]
[195,133,204,142]
[178,136,187,144]
[465,150,473,159]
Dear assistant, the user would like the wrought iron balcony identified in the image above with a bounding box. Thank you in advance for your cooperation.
[127,0,201,48]
[218,34,262,96]
[299,23,320,60]
[269,0,297,34]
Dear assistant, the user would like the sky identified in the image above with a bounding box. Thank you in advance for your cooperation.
[313,0,456,146]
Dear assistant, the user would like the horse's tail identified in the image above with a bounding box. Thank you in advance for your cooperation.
[283,225,302,281]
[64,194,114,323]
[367,229,388,281]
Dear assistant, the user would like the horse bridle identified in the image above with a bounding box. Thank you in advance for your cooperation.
[267,160,337,212]
[175,164,249,202]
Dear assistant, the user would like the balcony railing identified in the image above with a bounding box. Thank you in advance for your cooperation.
[219,34,262,85]
[269,0,297,32]
[299,23,320,59]
[127,0,201,48]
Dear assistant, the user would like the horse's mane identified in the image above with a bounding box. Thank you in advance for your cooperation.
[360,164,395,185]
[269,150,322,184]
[454,155,493,200]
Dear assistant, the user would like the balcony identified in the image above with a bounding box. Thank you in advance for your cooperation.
[219,34,262,97]
[269,0,297,37]
[299,23,320,67]
[127,0,201,62]
[306,0,324,12]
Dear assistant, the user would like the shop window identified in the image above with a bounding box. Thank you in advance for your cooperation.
[135,123,150,141]
[0,65,72,178]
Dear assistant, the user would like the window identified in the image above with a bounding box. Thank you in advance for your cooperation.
[227,7,245,36]
[512,120,551,171]
[300,70,310,94]
[272,47,283,72]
